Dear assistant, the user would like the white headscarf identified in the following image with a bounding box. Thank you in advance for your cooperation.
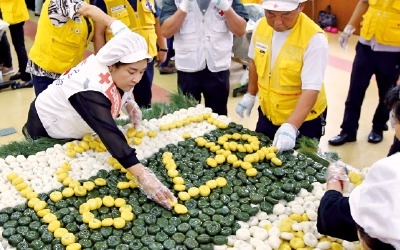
[349,153,400,249]
[96,26,152,66]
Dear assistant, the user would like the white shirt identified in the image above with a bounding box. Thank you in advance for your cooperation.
[248,19,329,91]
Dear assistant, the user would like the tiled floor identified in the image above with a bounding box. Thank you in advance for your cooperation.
[0,11,395,170]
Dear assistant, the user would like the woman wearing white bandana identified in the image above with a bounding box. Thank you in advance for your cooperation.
[317,85,400,249]
[23,24,177,209]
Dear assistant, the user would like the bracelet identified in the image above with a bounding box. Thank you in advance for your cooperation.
[159,48,168,52]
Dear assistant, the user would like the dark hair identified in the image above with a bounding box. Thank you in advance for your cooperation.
[356,224,395,250]
[385,85,400,122]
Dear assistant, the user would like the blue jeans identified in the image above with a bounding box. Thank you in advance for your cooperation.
[32,75,54,96]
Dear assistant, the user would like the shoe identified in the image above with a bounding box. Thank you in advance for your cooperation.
[2,67,15,76]
[0,80,16,90]
[368,130,383,143]
[11,81,33,89]
[9,72,22,80]
[328,133,357,146]
[159,66,177,74]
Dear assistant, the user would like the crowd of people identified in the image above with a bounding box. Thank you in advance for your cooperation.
[0,0,399,247]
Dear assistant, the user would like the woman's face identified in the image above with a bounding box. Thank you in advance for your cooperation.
[109,59,148,92]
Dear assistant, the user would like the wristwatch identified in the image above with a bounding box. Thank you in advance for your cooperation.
[159,48,168,52]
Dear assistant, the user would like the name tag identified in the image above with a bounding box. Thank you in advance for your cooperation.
[256,42,268,52]
[111,5,125,12]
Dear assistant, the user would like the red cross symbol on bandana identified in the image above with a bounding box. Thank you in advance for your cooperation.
[99,72,111,84]
[218,10,224,16]
[273,3,278,8]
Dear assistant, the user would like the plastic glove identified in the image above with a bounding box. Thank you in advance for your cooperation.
[326,161,349,184]
[212,0,231,11]
[339,24,355,49]
[134,166,176,209]
[179,0,194,13]
[272,123,298,153]
[236,93,256,118]
[124,99,142,130]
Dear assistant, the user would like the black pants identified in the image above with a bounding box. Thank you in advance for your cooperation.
[341,42,400,135]
[177,67,230,116]
[0,33,13,68]
[255,107,327,141]
[133,59,154,108]
[24,100,49,139]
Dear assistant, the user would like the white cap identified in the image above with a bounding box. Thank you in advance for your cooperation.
[262,0,307,11]
[349,153,400,249]
[96,30,152,66]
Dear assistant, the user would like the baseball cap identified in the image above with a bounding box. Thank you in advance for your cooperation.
[262,0,307,11]
[349,153,400,249]
[96,29,152,66]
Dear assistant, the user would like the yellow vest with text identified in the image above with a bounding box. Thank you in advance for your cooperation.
[28,0,94,74]
[104,0,157,57]
[360,0,400,46]
[0,0,29,24]
[253,13,327,125]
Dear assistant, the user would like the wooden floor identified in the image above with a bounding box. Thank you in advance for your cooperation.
[0,11,395,170]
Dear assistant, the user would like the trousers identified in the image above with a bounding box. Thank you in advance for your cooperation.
[341,42,400,135]
[133,59,155,108]
[177,67,230,116]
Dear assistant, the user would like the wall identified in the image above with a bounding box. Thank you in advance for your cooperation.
[303,0,361,34]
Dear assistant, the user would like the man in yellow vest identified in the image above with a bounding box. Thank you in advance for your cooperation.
[236,0,329,153]
[93,0,168,108]
[0,0,31,88]
[328,0,400,146]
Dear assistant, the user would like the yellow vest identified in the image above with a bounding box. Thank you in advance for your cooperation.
[0,0,29,24]
[241,0,262,4]
[104,0,157,57]
[28,0,94,74]
[360,0,400,46]
[253,13,327,125]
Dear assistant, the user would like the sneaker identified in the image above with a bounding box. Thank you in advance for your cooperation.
[159,66,177,75]
[2,67,15,76]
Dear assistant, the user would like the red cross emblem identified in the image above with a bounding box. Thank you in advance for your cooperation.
[273,3,278,8]
[218,10,224,16]
[99,72,111,84]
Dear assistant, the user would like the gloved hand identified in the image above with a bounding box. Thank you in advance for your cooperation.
[339,24,355,49]
[272,123,298,153]
[236,93,256,118]
[134,166,177,209]
[124,99,142,130]
[179,0,194,13]
[326,161,349,184]
[212,0,231,11]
